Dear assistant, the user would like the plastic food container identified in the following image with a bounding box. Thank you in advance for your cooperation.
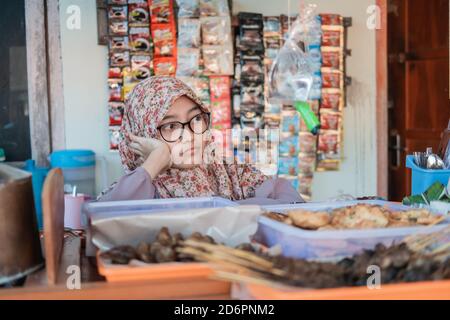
[232,280,450,300]
[406,155,450,195]
[254,200,450,260]
[83,197,237,256]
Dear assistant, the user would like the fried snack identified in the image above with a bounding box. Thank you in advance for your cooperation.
[263,212,289,223]
[390,209,442,225]
[331,204,389,229]
[287,210,330,230]
[387,219,414,228]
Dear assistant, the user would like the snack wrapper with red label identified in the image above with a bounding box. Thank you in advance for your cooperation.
[322,69,342,89]
[320,14,343,26]
[109,126,122,151]
[278,157,299,176]
[109,67,123,79]
[318,131,340,156]
[322,26,343,47]
[321,89,342,111]
[108,78,123,102]
[209,76,230,100]
[149,0,174,24]
[108,0,127,5]
[153,57,177,76]
[321,47,343,70]
[279,133,299,157]
[109,102,125,126]
[320,110,341,131]
[211,100,231,128]
[152,24,176,57]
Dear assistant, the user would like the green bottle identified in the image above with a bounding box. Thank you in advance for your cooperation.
[294,101,321,135]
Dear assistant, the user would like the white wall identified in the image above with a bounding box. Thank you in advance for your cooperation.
[59,0,377,200]
[60,0,122,192]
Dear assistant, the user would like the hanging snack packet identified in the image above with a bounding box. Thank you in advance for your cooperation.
[279,133,299,157]
[176,48,200,76]
[149,0,174,24]
[321,89,342,111]
[199,0,229,17]
[264,16,282,38]
[240,84,264,106]
[299,132,317,153]
[129,27,152,53]
[109,102,125,126]
[108,78,123,102]
[320,14,343,26]
[108,6,128,21]
[109,67,123,78]
[241,57,264,84]
[211,100,231,127]
[202,44,233,75]
[322,47,343,70]
[110,51,130,67]
[109,37,129,51]
[320,110,341,131]
[298,153,316,174]
[178,18,201,48]
[200,16,232,46]
[153,57,177,76]
[152,24,176,57]
[131,55,152,81]
[210,76,230,100]
[278,157,299,176]
[318,131,340,155]
[322,68,342,89]
[177,0,200,18]
[129,0,150,26]
[322,26,343,47]
[281,110,300,134]
[109,21,128,36]
[298,174,313,198]
[108,0,127,5]
[109,126,121,150]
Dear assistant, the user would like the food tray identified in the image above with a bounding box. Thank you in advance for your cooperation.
[83,196,236,221]
[254,200,450,260]
[84,197,236,256]
[232,280,450,300]
[97,253,231,298]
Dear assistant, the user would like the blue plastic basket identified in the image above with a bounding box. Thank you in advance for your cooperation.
[405,155,450,195]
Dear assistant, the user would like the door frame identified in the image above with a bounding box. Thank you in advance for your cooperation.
[25,0,65,167]
[376,0,388,198]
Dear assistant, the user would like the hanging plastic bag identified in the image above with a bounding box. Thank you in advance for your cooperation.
[268,4,321,134]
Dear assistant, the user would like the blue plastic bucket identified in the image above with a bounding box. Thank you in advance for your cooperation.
[49,150,96,196]
[405,155,450,195]
[24,160,49,230]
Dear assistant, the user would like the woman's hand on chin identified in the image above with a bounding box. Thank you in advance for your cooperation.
[129,134,172,179]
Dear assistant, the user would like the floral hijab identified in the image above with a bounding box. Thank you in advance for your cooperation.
[118,76,268,200]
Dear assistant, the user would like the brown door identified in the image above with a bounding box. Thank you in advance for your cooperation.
[388,0,450,200]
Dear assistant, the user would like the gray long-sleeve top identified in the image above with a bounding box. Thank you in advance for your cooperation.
[99,167,304,205]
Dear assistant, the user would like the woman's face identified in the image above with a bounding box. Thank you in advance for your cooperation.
[157,96,209,169]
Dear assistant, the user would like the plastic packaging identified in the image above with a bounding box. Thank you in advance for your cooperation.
[255,200,450,260]
[177,18,201,48]
[176,0,200,18]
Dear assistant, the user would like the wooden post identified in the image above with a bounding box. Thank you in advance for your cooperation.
[25,0,51,167]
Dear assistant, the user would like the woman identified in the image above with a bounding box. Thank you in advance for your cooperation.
[100,76,303,205]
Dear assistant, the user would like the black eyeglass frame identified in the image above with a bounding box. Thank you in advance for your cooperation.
[157,112,211,142]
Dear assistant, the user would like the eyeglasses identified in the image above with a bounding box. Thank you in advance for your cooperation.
[157,112,211,142]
